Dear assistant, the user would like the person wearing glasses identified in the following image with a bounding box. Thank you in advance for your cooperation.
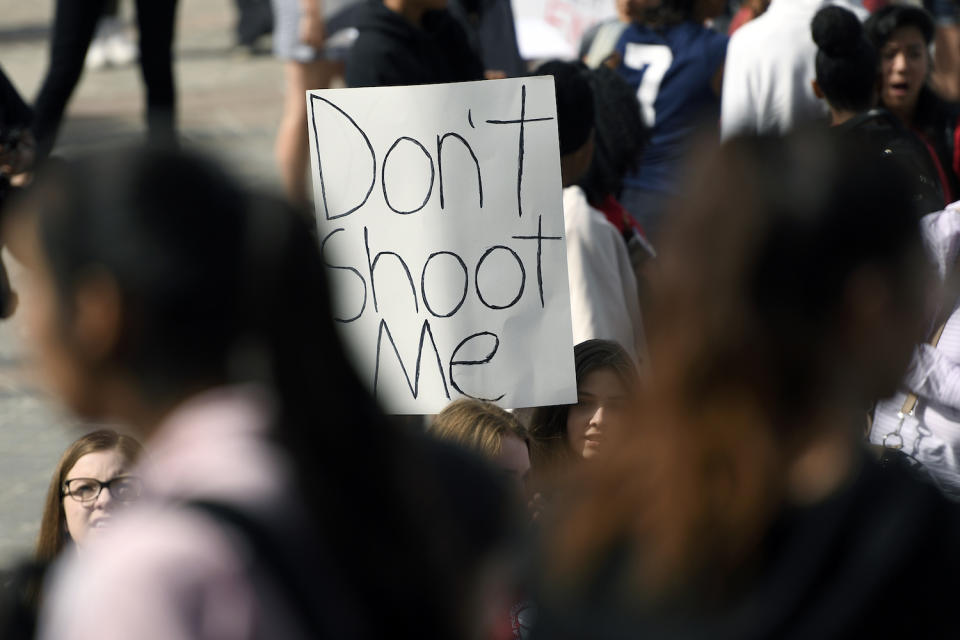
[38,430,144,560]
[7,430,143,629]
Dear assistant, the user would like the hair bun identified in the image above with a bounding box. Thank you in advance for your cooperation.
[812,6,863,58]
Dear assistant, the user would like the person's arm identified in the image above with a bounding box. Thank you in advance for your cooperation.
[299,0,325,49]
[904,328,960,408]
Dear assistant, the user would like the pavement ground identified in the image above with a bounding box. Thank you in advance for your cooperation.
[0,0,289,563]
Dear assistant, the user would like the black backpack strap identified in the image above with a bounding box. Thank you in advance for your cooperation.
[185,499,343,639]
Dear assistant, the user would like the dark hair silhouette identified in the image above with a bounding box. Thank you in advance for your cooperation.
[578,66,649,205]
[813,6,879,114]
[546,130,927,596]
[25,147,504,639]
[535,60,595,156]
[865,4,935,49]
[643,0,698,27]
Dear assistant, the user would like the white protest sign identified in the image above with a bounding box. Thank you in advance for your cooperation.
[511,0,617,60]
[307,77,577,414]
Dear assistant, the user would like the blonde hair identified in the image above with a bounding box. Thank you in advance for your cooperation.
[430,399,529,461]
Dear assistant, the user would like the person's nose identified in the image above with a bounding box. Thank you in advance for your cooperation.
[892,52,908,74]
[94,485,115,509]
[589,405,605,429]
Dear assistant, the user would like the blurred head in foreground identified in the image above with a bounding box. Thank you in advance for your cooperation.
[529,339,638,479]
[37,429,144,563]
[543,130,928,599]
[430,399,531,493]
[6,147,507,638]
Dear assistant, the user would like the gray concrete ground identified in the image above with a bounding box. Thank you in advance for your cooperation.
[0,0,288,563]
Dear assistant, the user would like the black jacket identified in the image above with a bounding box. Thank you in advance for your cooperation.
[837,108,945,215]
[345,2,484,88]
[532,450,960,640]
[913,87,960,202]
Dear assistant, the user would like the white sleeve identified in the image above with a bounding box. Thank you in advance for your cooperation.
[904,339,960,409]
[720,32,756,140]
[565,210,640,359]
[921,204,960,279]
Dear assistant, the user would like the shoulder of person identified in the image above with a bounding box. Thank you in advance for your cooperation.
[403,430,512,551]
[563,188,624,248]
[346,33,403,87]
[39,507,255,640]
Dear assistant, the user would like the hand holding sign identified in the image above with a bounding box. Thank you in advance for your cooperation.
[307,77,577,414]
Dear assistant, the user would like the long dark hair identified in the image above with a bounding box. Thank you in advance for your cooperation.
[544,131,927,597]
[529,339,638,475]
[24,148,500,638]
[578,66,648,205]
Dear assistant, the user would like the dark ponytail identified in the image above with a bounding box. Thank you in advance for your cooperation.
[812,6,879,114]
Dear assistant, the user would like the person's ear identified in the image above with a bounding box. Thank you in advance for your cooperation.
[812,79,824,100]
[71,268,123,366]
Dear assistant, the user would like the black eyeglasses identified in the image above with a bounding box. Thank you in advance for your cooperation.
[62,476,143,504]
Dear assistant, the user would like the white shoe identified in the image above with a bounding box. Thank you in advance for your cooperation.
[106,30,138,67]
[85,35,109,70]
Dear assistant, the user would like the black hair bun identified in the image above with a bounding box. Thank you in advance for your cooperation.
[812,6,863,58]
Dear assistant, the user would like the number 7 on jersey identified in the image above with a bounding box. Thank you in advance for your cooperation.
[623,43,673,128]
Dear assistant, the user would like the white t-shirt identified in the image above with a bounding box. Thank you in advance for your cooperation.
[563,186,645,363]
[721,0,868,140]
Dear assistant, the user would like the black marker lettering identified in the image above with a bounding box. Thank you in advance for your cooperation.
[374,318,450,401]
[320,228,367,322]
[486,84,554,218]
[436,133,483,210]
[449,331,504,401]
[421,251,469,318]
[511,214,563,308]
[364,226,418,313]
[381,136,435,215]
[309,95,376,220]
[475,245,526,310]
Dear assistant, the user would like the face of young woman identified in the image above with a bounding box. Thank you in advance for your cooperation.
[62,449,133,549]
[565,368,629,459]
[880,25,929,121]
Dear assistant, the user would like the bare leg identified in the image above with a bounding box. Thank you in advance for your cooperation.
[275,59,343,206]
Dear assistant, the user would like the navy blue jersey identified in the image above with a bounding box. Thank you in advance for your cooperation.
[615,22,728,194]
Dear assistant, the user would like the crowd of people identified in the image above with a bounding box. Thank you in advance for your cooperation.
[4,0,960,638]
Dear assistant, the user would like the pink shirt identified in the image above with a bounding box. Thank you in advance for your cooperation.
[40,386,317,640]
